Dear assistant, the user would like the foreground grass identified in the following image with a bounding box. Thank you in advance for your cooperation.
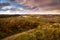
[8,23,60,40]
[0,16,40,39]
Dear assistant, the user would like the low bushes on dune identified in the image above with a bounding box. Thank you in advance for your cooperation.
[13,24,60,40]
[0,17,39,39]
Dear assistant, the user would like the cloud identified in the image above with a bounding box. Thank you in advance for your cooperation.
[10,0,15,1]
[0,3,10,6]
[0,10,60,14]
[0,0,60,12]
[15,0,60,11]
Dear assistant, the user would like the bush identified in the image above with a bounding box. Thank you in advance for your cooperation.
[0,16,39,39]
[13,24,60,40]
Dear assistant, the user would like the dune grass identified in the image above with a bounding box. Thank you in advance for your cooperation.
[11,23,60,40]
[0,15,60,40]
[0,16,40,39]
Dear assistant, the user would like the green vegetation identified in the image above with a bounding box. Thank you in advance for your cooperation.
[11,23,60,40]
[0,15,60,40]
[0,16,40,39]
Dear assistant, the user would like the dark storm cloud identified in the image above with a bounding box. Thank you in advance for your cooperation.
[0,3,10,6]
[10,0,15,1]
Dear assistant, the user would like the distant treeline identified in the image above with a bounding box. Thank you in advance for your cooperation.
[0,14,60,18]
[0,15,20,18]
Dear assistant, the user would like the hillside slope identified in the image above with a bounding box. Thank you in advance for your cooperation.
[2,29,35,40]
[0,15,60,40]
[2,23,60,40]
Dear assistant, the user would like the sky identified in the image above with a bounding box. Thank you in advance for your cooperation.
[15,0,60,10]
[0,0,9,3]
[0,0,28,8]
[0,0,60,14]
[0,0,30,14]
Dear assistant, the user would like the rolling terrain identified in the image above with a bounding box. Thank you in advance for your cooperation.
[0,15,60,40]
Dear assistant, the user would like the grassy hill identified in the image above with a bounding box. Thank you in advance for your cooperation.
[0,15,60,40]
[0,15,40,39]
[8,23,60,40]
